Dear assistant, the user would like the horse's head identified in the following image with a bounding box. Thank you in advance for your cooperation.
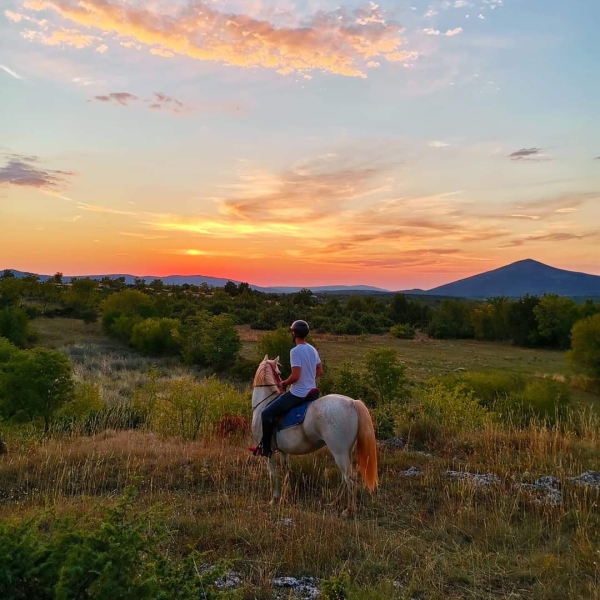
[253,355,281,387]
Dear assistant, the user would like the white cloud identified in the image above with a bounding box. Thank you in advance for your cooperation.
[424,8,437,18]
[428,141,450,148]
[453,1,471,7]
[422,27,463,36]
[95,44,108,53]
[478,14,485,19]
[0,64,22,79]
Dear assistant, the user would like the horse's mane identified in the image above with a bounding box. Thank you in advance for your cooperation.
[253,359,279,387]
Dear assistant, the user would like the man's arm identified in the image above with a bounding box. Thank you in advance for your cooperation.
[315,362,323,378]
[281,366,301,387]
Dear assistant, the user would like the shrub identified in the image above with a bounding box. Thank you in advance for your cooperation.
[181,313,241,371]
[256,327,294,374]
[130,317,182,356]
[363,348,410,407]
[136,374,249,440]
[568,313,600,379]
[56,381,105,419]
[320,571,350,600]
[330,361,367,400]
[0,307,32,347]
[512,379,570,426]
[400,382,492,447]
[215,413,250,437]
[389,324,416,339]
[442,371,526,410]
[0,489,231,600]
[0,348,74,430]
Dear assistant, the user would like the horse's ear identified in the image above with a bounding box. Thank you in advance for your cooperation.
[263,354,269,362]
[274,356,280,364]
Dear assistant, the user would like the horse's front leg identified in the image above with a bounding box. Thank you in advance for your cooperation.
[280,453,291,503]
[268,455,280,505]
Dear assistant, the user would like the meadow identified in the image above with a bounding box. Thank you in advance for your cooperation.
[1,317,599,599]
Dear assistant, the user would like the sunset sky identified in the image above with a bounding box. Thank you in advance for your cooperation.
[1,0,599,290]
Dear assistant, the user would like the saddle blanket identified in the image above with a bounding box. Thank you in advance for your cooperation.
[278,401,312,431]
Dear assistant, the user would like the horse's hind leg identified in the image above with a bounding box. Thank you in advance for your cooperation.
[330,449,356,518]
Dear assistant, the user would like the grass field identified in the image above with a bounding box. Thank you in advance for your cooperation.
[2,317,597,598]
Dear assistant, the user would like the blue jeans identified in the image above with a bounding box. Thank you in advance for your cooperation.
[260,391,304,454]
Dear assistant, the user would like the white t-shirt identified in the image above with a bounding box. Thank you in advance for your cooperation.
[289,343,321,397]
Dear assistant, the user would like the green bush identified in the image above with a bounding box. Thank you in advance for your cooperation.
[181,313,241,371]
[442,371,526,409]
[363,348,410,407]
[135,374,248,440]
[0,307,33,347]
[0,348,74,430]
[56,381,105,419]
[256,327,295,374]
[568,313,600,379]
[321,571,350,600]
[512,379,570,426]
[130,317,182,356]
[389,324,416,339]
[0,489,231,600]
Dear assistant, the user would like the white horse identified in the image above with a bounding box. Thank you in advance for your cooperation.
[251,356,378,516]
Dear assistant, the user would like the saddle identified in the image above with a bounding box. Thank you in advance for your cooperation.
[277,388,321,431]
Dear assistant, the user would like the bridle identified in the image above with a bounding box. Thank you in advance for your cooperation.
[252,361,282,414]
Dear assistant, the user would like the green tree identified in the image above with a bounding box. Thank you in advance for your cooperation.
[181,313,241,371]
[0,348,74,429]
[568,313,600,379]
[101,290,155,333]
[257,327,295,374]
[508,295,540,347]
[534,294,579,349]
[363,348,410,407]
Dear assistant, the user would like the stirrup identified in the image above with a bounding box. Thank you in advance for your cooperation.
[249,446,272,458]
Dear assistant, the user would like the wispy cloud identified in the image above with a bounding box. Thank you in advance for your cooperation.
[93,92,137,106]
[502,231,598,248]
[0,64,22,79]
[149,92,187,114]
[508,147,551,161]
[77,203,137,216]
[119,231,168,240]
[428,140,450,148]
[0,154,73,190]
[422,27,463,36]
[19,0,418,77]
[22,27,98,48]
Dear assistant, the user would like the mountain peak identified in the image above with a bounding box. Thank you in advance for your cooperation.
[426,259,600,298]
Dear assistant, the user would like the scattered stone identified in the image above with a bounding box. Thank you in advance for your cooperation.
[380,437,406,449]
[276,517,295,527]
[514,475,562,506]
[568,471,600,489]
[399,466,422,477]
[272,576,320,600]
[213,571,242,590]
[446,470,500,487]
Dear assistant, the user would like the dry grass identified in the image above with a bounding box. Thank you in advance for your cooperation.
[5,318,597,598]
[1,425,599,599]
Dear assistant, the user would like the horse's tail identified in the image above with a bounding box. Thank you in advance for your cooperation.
[353,399,378,493]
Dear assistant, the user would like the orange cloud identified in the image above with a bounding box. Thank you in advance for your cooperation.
[20,0,417,77]
[22,26,98,48]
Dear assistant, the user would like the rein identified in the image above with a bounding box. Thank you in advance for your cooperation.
[252,361,282,413]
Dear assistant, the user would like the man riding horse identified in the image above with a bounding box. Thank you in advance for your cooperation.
[250,320,323,458]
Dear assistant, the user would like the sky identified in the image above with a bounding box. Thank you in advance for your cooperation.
[1,0,599,290]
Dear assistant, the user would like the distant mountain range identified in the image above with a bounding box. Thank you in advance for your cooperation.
[5,259,600,298]
[4,270,387,294]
